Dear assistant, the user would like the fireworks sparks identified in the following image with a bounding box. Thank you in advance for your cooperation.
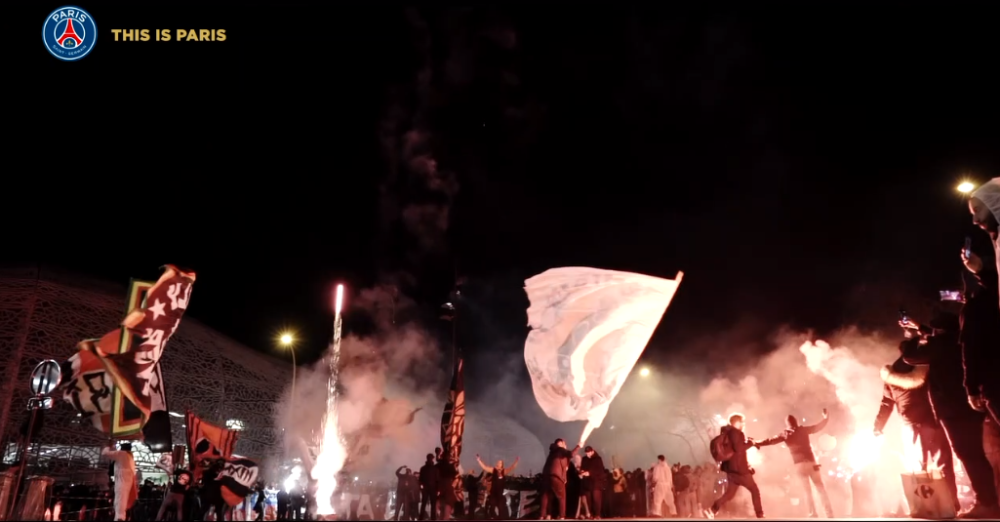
[312,284,347,518]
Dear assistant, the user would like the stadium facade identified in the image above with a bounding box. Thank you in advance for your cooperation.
[0,266,290,483]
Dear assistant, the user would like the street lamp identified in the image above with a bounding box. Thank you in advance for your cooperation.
[280,332,297,407]
[639,367,650,377]
[957,181,976,194]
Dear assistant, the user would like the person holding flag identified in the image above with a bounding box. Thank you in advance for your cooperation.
[103,442,137,521]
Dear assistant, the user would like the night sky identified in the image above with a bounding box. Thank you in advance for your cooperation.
[7,3,1000,389]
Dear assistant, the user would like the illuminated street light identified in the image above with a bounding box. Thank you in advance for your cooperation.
[278,332,298,413]
[639,367,650,377]
[957,181,976,194]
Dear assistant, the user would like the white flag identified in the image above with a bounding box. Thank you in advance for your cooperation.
[523,267,683,440]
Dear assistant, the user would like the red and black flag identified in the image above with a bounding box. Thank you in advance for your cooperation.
[216,456,260,507]
[185,411,238,481]
[95,265,195,420]
[441,358,465,464]
[58,265,195,444]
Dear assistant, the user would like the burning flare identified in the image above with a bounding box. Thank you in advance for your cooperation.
[846,430,884,473]
[312,412,347,516]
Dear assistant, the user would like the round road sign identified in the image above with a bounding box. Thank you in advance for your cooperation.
[30,359,62,396]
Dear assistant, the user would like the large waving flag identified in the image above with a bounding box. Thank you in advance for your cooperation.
[58,265,195,443]
[523,267,683,442]
[94,265,195,421]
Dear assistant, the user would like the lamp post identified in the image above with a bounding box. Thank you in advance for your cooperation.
[280,333,296,409]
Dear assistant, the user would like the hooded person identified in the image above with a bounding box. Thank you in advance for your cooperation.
[102,442,138,521]
[969,178,1000,308]
[902,309,1000,518]
[961,240,1000,424]
[875,350,959,511]
[755,409,834,517]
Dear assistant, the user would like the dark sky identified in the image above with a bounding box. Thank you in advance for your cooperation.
[7,3,999,387]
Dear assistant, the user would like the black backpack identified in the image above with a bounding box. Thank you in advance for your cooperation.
[710,431,735,463]
[674,473,690,492]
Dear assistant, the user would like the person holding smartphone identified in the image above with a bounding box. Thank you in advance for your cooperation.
[901,309,1000,519]
[968,178,1000,308]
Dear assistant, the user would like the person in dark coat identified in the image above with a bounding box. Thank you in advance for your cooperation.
[901,309,1000,519]
[580,447,606,519]
[705,414,763,519]
[418,454,438,520]
[252,482,266,521]
[756,409,833,517]
[394,466,416,521]
[276,488,290,520]
[435,457,460,521]
[538,438,580,520]
[463,470,482,518]
[875,353,958,510]
[962,247,1000,427]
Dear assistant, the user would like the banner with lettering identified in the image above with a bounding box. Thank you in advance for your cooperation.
[59,348,114,433]
[57,265,195,439]
[217,456,260,506]
[96,265,195,424]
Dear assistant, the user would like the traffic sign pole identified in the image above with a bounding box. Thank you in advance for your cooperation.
[7,360,61,520]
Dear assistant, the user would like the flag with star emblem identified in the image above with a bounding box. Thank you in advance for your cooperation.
[58,265,195,441]
[95,265,195,423]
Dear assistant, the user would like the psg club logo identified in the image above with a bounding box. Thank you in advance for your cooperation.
[42,6,97,61]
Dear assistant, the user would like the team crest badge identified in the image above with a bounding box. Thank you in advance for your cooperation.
[43,6,97,61]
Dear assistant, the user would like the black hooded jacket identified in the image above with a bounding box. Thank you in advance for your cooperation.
[419,460,438,491]
[757,416,828,464]
[874,356,935,432]
[580,451,606,492]
[543,443,578,483]
[718,425,755,475]
[961,260,1000,398]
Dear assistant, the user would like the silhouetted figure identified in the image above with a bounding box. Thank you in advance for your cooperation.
[756,409,833,517]
[418,454,438,520]
[476,454,519,519]
[706,414,763,519]
[538,438,580,520]
[580,447,605,520]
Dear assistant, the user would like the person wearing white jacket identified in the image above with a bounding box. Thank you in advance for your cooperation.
[648,455,676,517]
[968,178,1000,308]
[103,443,137,521]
